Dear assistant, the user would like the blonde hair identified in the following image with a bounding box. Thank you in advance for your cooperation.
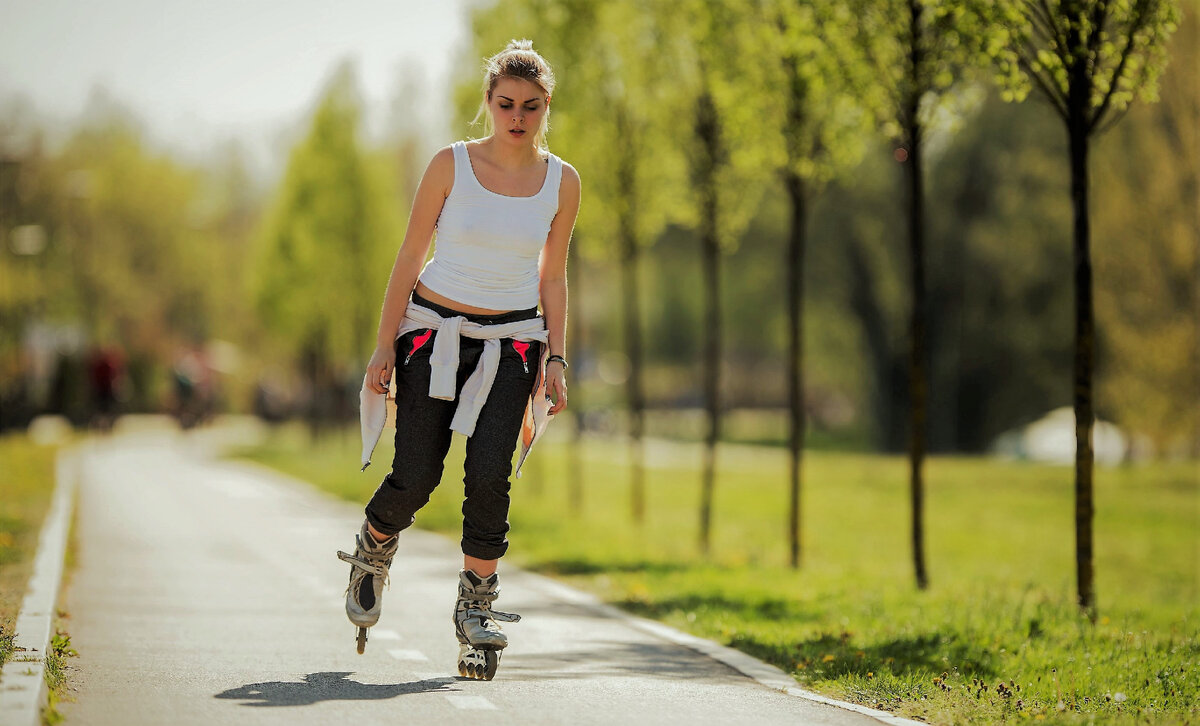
[471,39,556,151]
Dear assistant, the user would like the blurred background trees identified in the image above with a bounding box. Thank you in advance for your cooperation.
[1,1,1194,598]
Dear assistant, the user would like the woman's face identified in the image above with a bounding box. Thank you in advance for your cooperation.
[487,76,548,147]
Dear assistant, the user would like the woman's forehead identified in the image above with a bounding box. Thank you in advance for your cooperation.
[492,77,544,100]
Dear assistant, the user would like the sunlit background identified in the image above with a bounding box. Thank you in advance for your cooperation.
[2,2,1198,720]
[1,0,1195,460]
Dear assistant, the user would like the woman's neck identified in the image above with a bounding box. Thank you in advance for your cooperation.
[481,136,542,169]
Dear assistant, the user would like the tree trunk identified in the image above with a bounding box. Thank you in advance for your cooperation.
[617,155,645,525]
[1059,5,1097,619]
[696,90,722,555]
[785,171,807,569]
[905,0,929,591]
[1069,93,1097,621]
[905,127,929,591]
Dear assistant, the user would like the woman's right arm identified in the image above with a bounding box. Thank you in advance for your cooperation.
[365,147,455,394]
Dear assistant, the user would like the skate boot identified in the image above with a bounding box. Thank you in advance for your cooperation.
[336,520,399,654]
[454,569,521,680]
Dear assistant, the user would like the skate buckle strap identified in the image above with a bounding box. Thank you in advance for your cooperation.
[490,609,521,623]
[336,550,391,589]
[462,600,521,624]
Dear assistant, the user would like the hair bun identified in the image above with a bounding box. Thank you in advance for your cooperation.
[506,38,534,51]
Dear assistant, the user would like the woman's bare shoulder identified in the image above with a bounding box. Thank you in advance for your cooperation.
[560,160,581,195]
[422,145,457,196]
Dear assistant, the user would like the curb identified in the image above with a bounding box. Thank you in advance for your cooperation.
[518,572,928,726]
[0,448,79,726]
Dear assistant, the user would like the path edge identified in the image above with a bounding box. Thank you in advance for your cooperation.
[516,571,929,726]
[0,447,79,726]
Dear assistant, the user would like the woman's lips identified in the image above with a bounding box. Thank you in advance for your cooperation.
[509,129,525,136]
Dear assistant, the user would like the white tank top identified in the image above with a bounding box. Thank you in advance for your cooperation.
[418,140,563,310]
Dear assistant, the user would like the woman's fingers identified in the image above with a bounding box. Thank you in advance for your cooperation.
[367,364,390,394]
[549,377,568,414]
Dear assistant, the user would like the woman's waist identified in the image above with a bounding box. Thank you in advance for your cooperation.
[410,288,538,326]
[416,262,540,312]
[412,283,528,319]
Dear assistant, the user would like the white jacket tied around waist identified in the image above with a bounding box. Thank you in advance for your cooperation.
[359,301,554,478]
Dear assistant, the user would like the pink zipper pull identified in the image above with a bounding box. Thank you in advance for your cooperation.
[511,339,531,373]
[404,329,433,365]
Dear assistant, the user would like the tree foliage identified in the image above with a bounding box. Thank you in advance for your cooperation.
[252,62,400,367]
[980,0,1180,131]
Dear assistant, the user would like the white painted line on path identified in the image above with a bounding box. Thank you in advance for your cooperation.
[387,649,430,661]
[371,629,402,640]
[445,695,498,710]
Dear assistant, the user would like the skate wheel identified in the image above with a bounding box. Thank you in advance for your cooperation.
[457,646,500,680]
[356,627,368,654]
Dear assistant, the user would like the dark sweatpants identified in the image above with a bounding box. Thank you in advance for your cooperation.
[364,291,541,560]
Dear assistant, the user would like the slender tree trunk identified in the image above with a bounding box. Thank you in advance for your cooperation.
[905,0,929,591]
[613,104,645,524]
[1068,94,1097,621]
[618,183,645,525]
[695,90,722,555]
[785,171,807,569]
[1059,6,1097,619]
[905,125,929,591]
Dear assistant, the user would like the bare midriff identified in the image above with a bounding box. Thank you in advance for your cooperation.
[413,280,517,316]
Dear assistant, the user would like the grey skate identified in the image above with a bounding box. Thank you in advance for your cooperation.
[454,569,521,680]
[336,520,399,654]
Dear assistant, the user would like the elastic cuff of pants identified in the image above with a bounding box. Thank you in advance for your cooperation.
[461,540,508,560]
[364,510,407,538]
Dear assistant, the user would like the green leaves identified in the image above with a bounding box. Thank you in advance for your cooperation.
[971,0,1180,131]
[252,62,400,364]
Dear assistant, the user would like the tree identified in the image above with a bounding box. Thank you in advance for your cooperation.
[759,0,871,567]
[848,0,991,589]
[973,0,1181,618]
[252,62,400,438]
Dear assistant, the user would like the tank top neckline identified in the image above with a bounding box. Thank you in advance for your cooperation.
[458,140,554,200]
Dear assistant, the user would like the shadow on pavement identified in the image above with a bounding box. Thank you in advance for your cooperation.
[214,672,456,707]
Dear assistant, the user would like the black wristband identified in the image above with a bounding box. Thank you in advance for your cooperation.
[547,354,568,369]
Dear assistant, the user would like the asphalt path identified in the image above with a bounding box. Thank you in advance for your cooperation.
[59,424,882,726]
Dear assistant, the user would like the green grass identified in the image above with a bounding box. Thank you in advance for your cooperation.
[0,433,61,669]
[42,626,78,726]
[233,422,1198,725]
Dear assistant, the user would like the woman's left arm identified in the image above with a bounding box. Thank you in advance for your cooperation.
[539,162,581,415]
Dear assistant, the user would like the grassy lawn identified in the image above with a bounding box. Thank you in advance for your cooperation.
[233,422,1198,725]
[0,433,62,669]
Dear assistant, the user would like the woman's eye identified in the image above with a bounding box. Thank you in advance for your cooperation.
[499,104,512,109]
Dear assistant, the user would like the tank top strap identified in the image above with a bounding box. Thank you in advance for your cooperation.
[544,152,564,200]
[450,141,470,188]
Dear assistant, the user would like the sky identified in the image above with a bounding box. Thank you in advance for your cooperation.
[0,0,473,180]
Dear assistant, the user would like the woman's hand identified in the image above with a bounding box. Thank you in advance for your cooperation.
[545,360,567,415]
[365,343,396,395]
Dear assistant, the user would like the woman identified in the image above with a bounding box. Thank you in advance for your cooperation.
[337,39,580,681]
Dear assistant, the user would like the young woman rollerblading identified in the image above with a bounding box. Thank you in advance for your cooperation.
[340,39,579,681]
